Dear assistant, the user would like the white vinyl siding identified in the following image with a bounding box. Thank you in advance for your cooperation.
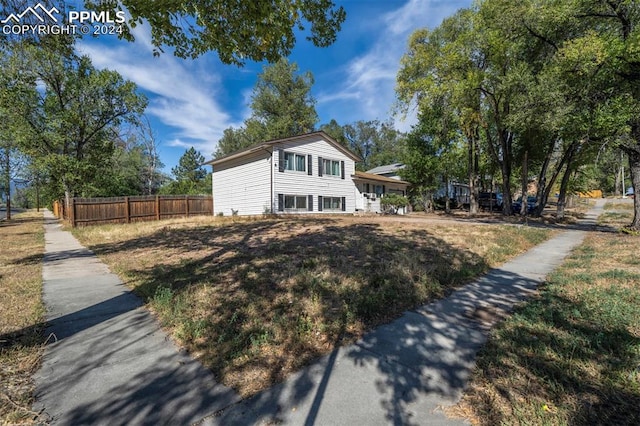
[211,150,272,216]
[274,135,356,214]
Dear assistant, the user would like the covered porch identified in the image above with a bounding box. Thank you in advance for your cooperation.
[351,171,410,214]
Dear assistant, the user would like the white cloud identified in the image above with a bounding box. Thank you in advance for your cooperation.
[76,26,241,155]
[317,0,471,131]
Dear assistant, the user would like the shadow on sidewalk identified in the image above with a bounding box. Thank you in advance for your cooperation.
[211,267,549,425]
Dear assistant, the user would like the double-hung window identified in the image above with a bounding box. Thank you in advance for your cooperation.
[284,152,306,172]
[322,159,341,177]
[322,196,342,211]
[284,195,307,210]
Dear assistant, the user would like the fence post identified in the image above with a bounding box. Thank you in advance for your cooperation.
[185,195,190,217]
[155,195,160,221]
[125,196,130,223]
[71,198,77,228]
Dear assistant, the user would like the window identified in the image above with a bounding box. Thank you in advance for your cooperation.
[322,159,341,177]
[322,196,342,211]
[284,195,307,210]
[284,152,306,172]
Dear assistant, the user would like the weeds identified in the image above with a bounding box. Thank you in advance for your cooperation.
[0,211,45,425]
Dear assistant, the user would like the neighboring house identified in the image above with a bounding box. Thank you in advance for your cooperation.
[366,163,405,180]
[206,132,409,216]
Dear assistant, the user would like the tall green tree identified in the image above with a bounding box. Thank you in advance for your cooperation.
[397,10,489,214]
[18,37,147,205]
[215,58,318,157]
[481,0,639,225]
[82,0,346,64]
[0,43,34,219]
[162,147,210,195]
[343,120,405,171]
[248,58,318,139]
[319,119,349,147]
[319,119,405,170]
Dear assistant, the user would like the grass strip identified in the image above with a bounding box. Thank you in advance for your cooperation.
[0,211,46,425]
[455,202,640,425]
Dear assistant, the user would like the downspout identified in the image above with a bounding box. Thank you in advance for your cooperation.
[266,147,274,213]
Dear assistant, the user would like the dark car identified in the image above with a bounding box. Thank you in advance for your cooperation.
[512,196,537,214]
[478,192,502,211]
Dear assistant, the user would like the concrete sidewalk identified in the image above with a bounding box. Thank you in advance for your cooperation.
[33,201,604,425]
[33,210,239,425]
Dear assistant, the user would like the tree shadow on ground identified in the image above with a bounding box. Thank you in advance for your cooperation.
[22,214,570,425]
[79,217,491,399]
[463,291,640,426]
[210,267,555,425]
[30,295,239,425]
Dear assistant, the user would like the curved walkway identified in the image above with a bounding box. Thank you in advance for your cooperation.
[33,201,605,425]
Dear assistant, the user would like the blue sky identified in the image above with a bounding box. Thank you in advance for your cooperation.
[75,0,472,173]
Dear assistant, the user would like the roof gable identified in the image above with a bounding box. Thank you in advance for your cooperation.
[366,163,405,175]
[205,131,361,166]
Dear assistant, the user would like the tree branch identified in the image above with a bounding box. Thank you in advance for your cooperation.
[521,21,558,52]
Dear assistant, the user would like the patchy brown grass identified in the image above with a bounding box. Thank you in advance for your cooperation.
[0,211,46,425]
[453,203,640,425]
[73,214,551,397]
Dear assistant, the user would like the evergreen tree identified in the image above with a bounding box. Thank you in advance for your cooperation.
[162,147,210,195]
[215,58,318,157]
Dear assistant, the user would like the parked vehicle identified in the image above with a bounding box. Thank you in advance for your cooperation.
[478,192,502,211]
[512,196,537,214]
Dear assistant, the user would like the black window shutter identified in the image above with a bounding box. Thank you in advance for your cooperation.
[365,183,370,193]
[341,161,345,179]
[278,150,284,172]
[318,196,323,211]
[308,195,313,211]
[382,185,386,194]
[341,197,346,211]
[307,155,312,175]
[318,157,323,176]
[278,194,284,211]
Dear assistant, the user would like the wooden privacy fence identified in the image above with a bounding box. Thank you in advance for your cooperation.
[53,195,213,227]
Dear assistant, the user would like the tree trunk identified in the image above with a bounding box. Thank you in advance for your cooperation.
[468,133,479,215]
[2,148,10,220]
[534,138,556,216]
[500,130,514,216]
[444,175,451,214]
[520,149,529,216]
[624,146,640,229]
[556,146,577,220]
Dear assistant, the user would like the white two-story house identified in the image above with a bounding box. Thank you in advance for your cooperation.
[206,132,409,216]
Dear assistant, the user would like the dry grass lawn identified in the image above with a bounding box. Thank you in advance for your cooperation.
[454,201,640,425]
[73,214,551,397]
[0,211,46,424]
